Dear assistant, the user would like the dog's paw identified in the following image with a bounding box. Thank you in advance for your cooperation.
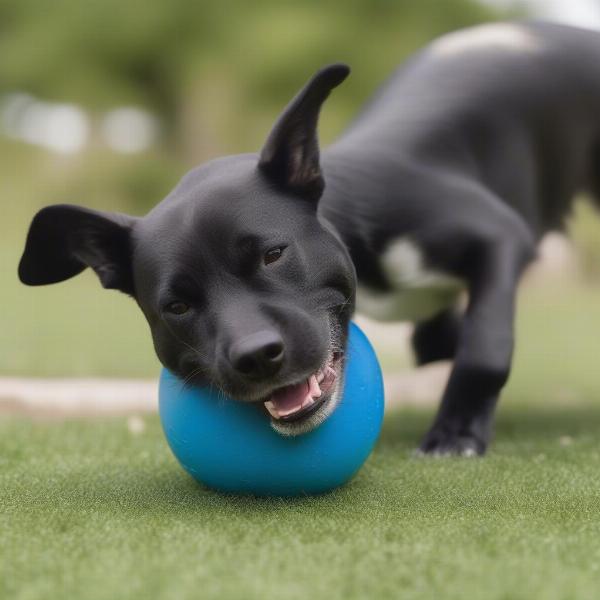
[415,428,487,457]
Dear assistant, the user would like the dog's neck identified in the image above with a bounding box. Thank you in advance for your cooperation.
[319,138,422,232]
[320,145,381,237]
[318,145,405,290]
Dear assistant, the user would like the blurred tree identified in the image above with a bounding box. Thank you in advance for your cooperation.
[0,0,510,161]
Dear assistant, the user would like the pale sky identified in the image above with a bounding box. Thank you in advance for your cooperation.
[482,0,600,30]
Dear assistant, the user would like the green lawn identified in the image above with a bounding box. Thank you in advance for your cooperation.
[3,405,600,600]
[1,142,159,379]
[4,278,600,598]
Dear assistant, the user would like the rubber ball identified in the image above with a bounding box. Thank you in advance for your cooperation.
[159,322,384,496]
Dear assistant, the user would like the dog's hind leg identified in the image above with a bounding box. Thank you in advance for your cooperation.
[412,307,461,366]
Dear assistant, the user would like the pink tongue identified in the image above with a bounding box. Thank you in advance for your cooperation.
[270,380,311,413]
[266,374,324,419]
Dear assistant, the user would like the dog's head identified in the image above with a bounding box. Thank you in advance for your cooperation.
[18,64,356,435]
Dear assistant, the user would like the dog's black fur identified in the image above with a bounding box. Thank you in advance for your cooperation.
[19,21,600,453]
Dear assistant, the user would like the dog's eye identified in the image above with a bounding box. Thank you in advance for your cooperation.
[165,301,190,315]
[264,246,285,265]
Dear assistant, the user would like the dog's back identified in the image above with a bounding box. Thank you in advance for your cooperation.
[328,22,600,235]
[315,22,600,454]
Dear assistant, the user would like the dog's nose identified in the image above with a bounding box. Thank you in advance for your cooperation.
[228,330,285,379]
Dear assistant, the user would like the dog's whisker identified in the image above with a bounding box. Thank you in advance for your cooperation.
[179,366,209,392]
[163,320,212,362]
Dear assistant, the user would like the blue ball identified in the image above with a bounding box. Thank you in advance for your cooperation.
[159,322,384,497]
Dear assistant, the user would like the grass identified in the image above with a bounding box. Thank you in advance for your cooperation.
[0,141,159,378]
[3,406,600,600]
[4,279,600,599]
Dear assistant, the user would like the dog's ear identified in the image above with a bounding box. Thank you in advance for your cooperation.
[258,63,350,201]
[18,204,138,296]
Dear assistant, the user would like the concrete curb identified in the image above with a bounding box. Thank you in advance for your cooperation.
[0,377,158,418]
[0,364,450,419]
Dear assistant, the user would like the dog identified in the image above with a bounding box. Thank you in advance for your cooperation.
[19,21,600,454]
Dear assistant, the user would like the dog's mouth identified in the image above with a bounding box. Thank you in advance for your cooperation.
[261,351,344,434]
[264,352,342,421]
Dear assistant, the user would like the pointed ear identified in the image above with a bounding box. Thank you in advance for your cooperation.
[258,63,350,201]
[18,204,138,296]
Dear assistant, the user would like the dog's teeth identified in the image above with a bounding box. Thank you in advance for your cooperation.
[308,374,322,398]
[264,400,281,419]
[301,396,315,409]
[320,366,337,393]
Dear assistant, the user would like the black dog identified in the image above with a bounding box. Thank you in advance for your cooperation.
[19,21,600,454]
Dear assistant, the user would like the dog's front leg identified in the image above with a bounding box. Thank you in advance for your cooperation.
[418,240,533,456]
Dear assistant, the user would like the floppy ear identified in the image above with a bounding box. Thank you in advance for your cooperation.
[18,204,138,296]
[258,63,350,201]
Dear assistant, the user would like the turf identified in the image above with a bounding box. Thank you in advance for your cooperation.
[3,405,600,600]
[4,285,600,600]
